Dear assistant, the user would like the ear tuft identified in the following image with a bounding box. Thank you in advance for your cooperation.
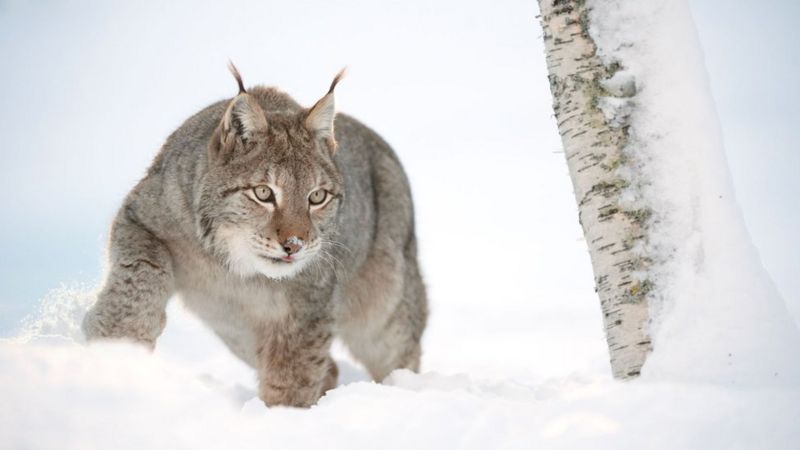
[227,60,247,94]
[305,67,347,150]
[326,66,347,96]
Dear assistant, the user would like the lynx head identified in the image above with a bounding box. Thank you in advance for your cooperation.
[196,63,346,279]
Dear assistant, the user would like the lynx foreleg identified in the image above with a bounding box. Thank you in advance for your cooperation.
[257,310,336,408]
[82,212,174,348]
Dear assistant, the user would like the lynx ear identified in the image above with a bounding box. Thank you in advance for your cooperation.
[222,93,268,140]
[210,62,268,162]
[222,62,268,141]
[305,68,346,153]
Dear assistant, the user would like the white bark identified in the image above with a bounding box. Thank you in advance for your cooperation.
[538,0,652,378]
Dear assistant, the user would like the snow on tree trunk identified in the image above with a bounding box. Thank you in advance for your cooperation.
[538,0,651,379]
[537,0,800,384]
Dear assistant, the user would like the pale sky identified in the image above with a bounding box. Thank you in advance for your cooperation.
[0,0,797,332]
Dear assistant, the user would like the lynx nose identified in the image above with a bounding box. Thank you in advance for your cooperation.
[282,237,304,255]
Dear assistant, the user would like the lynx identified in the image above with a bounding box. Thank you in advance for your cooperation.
[82,64,428,407]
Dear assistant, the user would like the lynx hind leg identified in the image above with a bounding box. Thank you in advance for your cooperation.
[343,247,428,382]
[82,212,174,348]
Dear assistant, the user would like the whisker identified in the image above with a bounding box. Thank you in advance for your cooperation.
[317,252,338,279]
[319,238,352,254]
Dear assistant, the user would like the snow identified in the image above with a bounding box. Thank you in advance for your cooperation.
[2,0,799,448]
[4,295,799,449]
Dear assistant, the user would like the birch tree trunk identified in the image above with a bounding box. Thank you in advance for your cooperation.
[537,0,652,379]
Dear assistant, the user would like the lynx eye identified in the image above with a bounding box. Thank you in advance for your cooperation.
[253,185,274,202]
[309,189,328,206]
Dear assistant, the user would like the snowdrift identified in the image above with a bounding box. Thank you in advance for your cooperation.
[2,294,799,449]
